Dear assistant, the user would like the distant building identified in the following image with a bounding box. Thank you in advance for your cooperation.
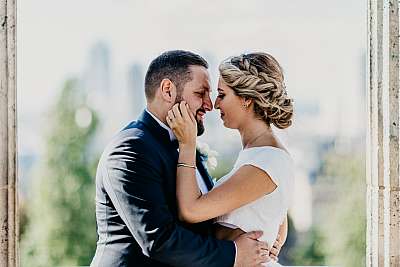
[126,63,145,118]
[83,41,111,96]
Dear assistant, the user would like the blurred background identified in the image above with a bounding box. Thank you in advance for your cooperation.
[17,0,366,266]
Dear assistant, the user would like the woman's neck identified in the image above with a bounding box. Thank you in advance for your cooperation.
[238,118,274,149]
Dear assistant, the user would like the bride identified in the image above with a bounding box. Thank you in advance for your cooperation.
[166,52,294,266]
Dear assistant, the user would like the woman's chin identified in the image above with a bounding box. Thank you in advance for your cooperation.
[220,116,232,128]
[221,120,234,129]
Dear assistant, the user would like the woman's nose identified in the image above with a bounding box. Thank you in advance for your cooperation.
[214,98,220,109]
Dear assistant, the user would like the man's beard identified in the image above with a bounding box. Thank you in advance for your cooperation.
[196,117,205,136]
[175,95,205,136]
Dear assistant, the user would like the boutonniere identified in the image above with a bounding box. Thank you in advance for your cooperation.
[197,141,218,171]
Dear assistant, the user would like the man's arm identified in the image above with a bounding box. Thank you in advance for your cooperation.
[277,215,288,245]
[102,137,235,267]
[269,215,288,261]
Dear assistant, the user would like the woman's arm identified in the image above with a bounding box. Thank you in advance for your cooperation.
[176,156,277,223]
[167,102,277,224]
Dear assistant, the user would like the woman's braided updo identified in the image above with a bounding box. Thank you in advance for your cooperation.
[219,53,293,129]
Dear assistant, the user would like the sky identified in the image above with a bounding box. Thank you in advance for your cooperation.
[17,0,367,153]
[18,0,366,109]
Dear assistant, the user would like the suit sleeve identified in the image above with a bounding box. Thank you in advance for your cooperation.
[101,137,236,267]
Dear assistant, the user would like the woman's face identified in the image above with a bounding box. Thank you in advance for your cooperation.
[214,77,247,129]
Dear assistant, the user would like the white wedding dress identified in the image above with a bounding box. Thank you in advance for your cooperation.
[214,146,294,266]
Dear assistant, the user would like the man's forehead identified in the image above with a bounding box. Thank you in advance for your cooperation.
[189,65,209,77]
[189,65,211,89]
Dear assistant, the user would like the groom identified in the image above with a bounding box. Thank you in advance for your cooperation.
[90,50,266,267]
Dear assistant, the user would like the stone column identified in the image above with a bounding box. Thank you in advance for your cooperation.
[0,0,17,266]
[367,0,400,265]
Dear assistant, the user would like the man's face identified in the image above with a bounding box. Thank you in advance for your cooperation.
[177,65,213,136]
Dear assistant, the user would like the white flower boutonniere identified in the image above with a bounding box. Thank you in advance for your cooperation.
[197,141,218,171]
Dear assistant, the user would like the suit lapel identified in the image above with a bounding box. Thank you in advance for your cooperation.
[196,151,214,191]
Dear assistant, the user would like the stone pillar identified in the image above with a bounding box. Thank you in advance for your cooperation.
[0,0,17,266]
[367,0,400,265]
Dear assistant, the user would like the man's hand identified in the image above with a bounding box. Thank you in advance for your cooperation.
[234,231,270,267]
[269,235,282,262]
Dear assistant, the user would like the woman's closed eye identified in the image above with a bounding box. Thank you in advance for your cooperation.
[217,94,225,99]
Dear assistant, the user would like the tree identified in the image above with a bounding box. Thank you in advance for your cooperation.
[21,79,99,266]
[286,144,365,266]
[286,225,327,265]
[319,149,366,267]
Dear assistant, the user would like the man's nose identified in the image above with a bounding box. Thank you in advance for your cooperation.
[203,95,213,111]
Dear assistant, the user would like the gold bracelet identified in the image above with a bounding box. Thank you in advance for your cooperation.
[177,163,196,169]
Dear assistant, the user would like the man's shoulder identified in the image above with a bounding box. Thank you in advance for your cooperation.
[107,121,151,146]
[102,120,164,158]
[116,120,147,140]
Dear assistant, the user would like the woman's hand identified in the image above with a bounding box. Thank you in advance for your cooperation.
[166,101,197,148]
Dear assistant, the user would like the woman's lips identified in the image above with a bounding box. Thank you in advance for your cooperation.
[197,113,204,121]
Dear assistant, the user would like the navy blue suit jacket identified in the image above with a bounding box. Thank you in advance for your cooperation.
[90,111,235,267]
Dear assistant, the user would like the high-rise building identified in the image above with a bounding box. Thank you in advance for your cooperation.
[83,41,111,96]
[126,63,145,118]
[82,41,113,121]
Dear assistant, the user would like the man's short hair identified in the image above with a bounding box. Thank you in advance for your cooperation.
[144,50,208,101]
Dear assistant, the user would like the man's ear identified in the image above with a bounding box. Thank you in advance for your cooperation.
[160,78,177,103]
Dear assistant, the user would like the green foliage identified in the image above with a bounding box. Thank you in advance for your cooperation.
[21,79,99,267]
[320,150,366,267]
[286,146,365,266]
[286,227,327,265]
[209,158,233,180]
